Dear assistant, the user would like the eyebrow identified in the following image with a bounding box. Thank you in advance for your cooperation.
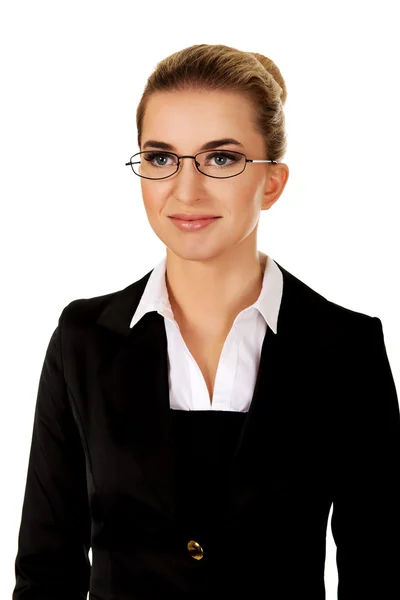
[142,138,245,152]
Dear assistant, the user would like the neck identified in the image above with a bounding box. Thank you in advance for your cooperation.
[165,247,266,338]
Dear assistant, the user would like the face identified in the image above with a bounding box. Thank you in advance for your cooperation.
[139,89,289,264]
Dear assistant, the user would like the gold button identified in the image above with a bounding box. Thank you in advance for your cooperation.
[187,540,204,560]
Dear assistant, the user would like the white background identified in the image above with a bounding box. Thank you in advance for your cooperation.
[2,1,399,597]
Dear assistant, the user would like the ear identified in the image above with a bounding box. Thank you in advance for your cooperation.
[261,163,289,210]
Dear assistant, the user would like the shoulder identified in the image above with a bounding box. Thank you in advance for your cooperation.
[274,259,378,346]
[59,268,154,335]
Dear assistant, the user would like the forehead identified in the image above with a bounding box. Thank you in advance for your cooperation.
[142,90,258,145]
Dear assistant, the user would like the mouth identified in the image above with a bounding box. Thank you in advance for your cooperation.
[169,216,221,231]
[169,217,221,221]
[169,216,221,221]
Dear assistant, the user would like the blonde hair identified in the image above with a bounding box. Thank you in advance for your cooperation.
[136,43,288,162]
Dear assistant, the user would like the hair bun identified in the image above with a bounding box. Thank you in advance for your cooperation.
[249,52,287,105]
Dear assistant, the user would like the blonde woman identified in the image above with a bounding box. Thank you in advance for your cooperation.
[13,43,400,599]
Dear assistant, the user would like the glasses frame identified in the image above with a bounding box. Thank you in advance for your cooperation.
[125,149,278,180]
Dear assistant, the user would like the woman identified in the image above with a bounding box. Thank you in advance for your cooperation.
[13,43,400,600]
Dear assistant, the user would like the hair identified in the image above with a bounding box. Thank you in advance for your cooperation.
[136,43,288,162]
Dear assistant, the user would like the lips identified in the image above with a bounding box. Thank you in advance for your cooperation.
[170,215,220,221]
[169,216,220,231]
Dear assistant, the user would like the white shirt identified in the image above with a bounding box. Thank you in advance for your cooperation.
[129,251,283,411]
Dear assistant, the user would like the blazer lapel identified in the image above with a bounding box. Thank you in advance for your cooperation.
[96,271,176,517]
[229,260,333,517]
[233,260,305,466]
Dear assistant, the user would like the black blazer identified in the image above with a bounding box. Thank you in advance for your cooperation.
[13,260,400,600]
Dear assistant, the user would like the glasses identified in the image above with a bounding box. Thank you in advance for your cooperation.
[125,150,278,180]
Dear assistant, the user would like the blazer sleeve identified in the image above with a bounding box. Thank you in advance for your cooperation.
[330,316,400,599]
[12,309,91,599]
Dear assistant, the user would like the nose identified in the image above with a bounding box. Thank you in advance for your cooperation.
[177,156,201,175]
[171,156,206,203]
[172,156,205,187]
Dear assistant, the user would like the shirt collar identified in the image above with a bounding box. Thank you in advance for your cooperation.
[129,251,283,335]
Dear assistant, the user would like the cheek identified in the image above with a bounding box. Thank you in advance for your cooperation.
[141,184,166,214]
[229,181,261,212]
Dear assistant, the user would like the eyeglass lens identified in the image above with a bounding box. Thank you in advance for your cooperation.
[130,150,246,179]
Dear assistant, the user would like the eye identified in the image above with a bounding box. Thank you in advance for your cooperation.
[143,152,177,167]
[204,151,240,166]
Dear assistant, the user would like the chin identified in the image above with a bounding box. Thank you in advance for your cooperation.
[165,242,231,263]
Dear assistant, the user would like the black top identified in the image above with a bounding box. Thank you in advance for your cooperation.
[170,409,247,544]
